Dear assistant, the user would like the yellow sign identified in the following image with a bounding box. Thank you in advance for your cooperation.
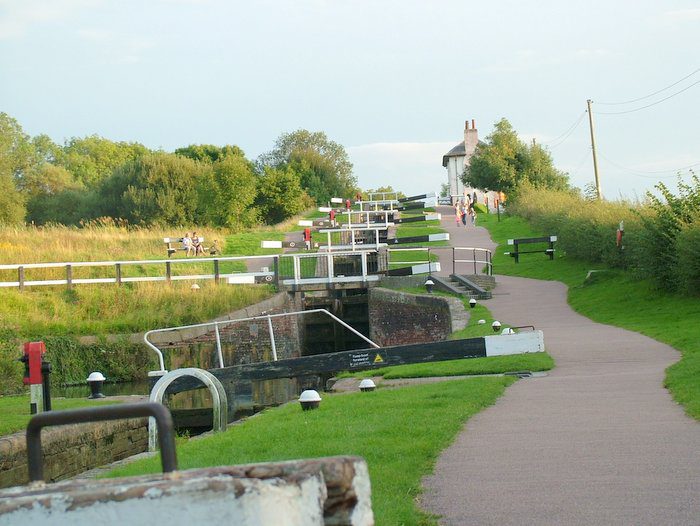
[373,354,384,364]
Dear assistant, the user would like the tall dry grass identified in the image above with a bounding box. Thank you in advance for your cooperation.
[0,222,232,264]
[508,185,647,268]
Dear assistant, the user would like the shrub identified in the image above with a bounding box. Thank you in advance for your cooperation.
[0,326,23,395]
[676,216,700,295]
[635,175,700,291]
[507,184,639,269]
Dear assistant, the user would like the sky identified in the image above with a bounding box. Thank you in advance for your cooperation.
[1,0,699,199]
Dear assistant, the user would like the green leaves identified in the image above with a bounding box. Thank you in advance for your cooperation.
[463,118,569,194]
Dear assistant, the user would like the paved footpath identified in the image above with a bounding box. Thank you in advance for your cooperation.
[421,206,700,525]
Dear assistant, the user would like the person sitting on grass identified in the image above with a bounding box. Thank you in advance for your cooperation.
[209,239,221,256]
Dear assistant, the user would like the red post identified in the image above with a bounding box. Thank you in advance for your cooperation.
[22,342,48,414]
[22,342,46,386]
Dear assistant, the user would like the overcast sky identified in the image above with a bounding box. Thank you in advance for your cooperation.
[1,0,698,199]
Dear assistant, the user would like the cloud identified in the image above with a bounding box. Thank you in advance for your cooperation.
[0,0,98,40]
[664,8,700,22]
[347,141,455,194]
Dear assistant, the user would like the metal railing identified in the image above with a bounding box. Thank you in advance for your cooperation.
[0,255,276,290]
[279,250,384,285]
[451,247,493,275]
[144,308,380,373]
[386,246,493,276]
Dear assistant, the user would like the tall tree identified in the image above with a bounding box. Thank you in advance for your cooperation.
[463,118,568,194]
[259,129,357,203]
[98,153,207,226]
[0,113,31,223]
[175,144,246,164]
[197,155,259,229]
[60,135,150,187]
[255,166,310,224]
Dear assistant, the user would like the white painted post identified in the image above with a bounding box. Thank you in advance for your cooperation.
[214,322,224,368]
[293,255,301,284]
[267,315,278,361]
[327,253,334,281]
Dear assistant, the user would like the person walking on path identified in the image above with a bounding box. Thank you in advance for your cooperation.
[422,205,700,525]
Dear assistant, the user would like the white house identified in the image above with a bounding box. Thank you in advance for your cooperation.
[442,119,479,203]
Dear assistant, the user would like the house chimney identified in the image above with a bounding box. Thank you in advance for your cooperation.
[465,120,469,130]
[464,118,479,160]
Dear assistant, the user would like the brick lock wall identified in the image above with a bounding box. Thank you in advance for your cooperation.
[368,288,467,347]
[0,417,148,489]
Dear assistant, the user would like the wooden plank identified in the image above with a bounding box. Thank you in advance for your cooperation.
[161,338,487,394]
[398,192,435,203]
[508,236,554,245]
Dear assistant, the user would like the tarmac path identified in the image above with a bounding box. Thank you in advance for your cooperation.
[420,206,700,525]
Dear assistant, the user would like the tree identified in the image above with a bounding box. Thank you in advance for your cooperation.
[175,144,246,164]
[98,153,208,226]
[463,118,569,194]
[60,135,150,187]
[259,129,357,203]
[255,166,310,224]
[197,155,259,229]
[0,113,32,222]
[24,164,88,225]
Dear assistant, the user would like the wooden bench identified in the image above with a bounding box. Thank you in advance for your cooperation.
[164,237,204,257]
[505,235,556,263]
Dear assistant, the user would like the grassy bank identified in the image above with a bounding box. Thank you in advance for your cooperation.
[479,212,700,419]
[107,377,515,525]
[0,396,123,436]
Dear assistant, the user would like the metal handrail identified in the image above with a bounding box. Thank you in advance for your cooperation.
[26,403,177,482]
[452,246,493,276]
[144,308,379,373]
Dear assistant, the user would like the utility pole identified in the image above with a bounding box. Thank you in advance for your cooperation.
[586,99,602,199]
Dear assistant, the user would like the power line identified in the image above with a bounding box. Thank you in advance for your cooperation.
[596,67,700,105]
[598,151,700,178]
[568,148,592,177]
[542,111,586,145]
[594,78,700,115]
[544,112,587,150]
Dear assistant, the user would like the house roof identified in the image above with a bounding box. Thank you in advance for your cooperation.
[442,141,465,167]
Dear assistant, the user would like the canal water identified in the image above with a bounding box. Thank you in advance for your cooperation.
[54,377,299,435]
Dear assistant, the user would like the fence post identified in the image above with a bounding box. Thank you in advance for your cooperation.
[273,256,279,289]
[115,263,122,286]
[66,264,72,290]
[166,261,172,283]
[473,248,477,274]
[213,259,220,285]
[452,248,455,276]
[18,266,24,292]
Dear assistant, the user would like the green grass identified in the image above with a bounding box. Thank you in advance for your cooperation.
[347,353,554,380]
[479,213,700,420]
[0,395,123,436]
[106,377,515,525]
[0,282,274,338]
[341,294,554,380]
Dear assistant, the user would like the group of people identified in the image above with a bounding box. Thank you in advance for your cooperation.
[182,232,221,256]
[455,192,478,227]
